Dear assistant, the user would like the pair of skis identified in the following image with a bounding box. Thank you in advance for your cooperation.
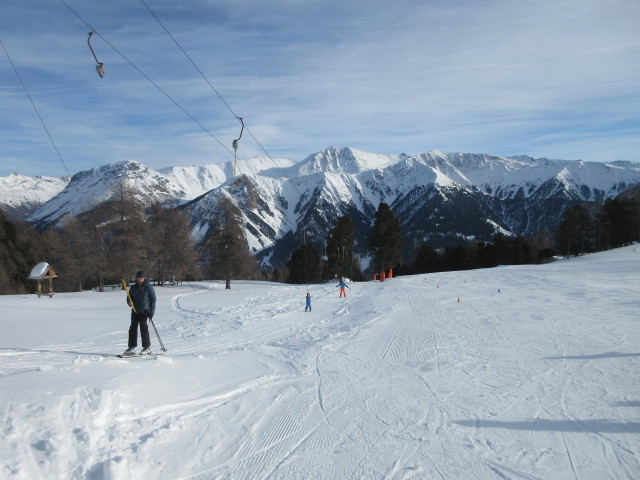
[116,351,165,358]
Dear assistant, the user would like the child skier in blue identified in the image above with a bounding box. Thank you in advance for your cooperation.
[337,279,350,297]
[305,292,312,311]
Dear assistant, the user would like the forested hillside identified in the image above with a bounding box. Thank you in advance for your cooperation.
[1,193,638,294]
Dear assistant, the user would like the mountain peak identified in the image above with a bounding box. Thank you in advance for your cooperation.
[6,147,640,257]
[0,173,68,221]
[296,147,399,175]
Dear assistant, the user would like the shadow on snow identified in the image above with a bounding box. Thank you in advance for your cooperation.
[544,351,640,360]
[452,418,640,433]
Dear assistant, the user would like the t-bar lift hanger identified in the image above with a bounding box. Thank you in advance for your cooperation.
[87,31,106,78]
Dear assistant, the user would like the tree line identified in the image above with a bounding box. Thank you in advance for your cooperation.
[1,192,638,294]
[0,184,259,294]
[285,197,640,282]
[402,197,639,276]
[556,197,640,256]
[286,203,404,283]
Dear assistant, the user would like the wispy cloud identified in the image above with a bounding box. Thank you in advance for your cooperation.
[1,0,638,177]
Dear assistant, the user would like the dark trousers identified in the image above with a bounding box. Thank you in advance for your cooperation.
[129,312,151,349]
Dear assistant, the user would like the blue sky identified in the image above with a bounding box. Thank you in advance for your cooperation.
[1,0,639,177]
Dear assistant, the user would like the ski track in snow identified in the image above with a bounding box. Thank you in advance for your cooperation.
[1,247,640,479]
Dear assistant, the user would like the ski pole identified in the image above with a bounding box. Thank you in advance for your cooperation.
[149,317,167,352]
[121,278,137,313]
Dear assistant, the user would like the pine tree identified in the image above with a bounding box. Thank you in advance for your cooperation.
[197,197,259,289]
[322,216,357,280]
[529,228,554,263]
[367,203,403,274]
[147,202,199,285]
[597,198,640,249]
[57,217,103,291]
[90,182,150,284]
[0,211,37,294]
[411,244,439,273]
[287,243,321,284]
[557,204,592,256]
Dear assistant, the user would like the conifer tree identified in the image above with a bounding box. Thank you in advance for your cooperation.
[557,204,592,256]
[323,216,357,280]
[147,202,199,285]
[597,198,640,249]
[411,244,439,273]
[287,243,321,284]
[197,197,259,288]
[0,211,36,294]
[107,185,148,281]
[57,217,103,291]
[367,203,403,274]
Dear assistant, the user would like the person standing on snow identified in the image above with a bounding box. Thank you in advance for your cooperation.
[337,279,350,298]
[123,270,156,355]
[305,292,312,312]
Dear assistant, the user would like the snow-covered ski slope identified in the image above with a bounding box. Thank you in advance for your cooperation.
[1,246,639,479]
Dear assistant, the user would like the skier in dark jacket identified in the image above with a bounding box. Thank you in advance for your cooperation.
[123,270,156,355]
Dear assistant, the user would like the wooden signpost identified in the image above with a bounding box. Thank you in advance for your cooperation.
[28,262,58,298]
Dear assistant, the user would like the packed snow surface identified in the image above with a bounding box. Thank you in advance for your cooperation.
[1,246,639,479]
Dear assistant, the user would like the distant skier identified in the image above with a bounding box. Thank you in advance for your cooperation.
[305,292,312,312]
[337,279,350,298]
[123,270,156,355]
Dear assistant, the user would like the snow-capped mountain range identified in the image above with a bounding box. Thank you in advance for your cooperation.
[0,173,68,222]
[2,147,639,267]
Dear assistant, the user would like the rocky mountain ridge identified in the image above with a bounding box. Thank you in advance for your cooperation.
[2,147,639,268]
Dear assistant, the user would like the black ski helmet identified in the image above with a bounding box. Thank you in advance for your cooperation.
[135,270,146,278]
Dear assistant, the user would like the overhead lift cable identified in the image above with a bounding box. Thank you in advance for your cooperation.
[139,1,323,261]
[139,0,241,124]
[2,38,115,274]
[58,0,234,157]
[139,0,294,181]
[1,39,76,183]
